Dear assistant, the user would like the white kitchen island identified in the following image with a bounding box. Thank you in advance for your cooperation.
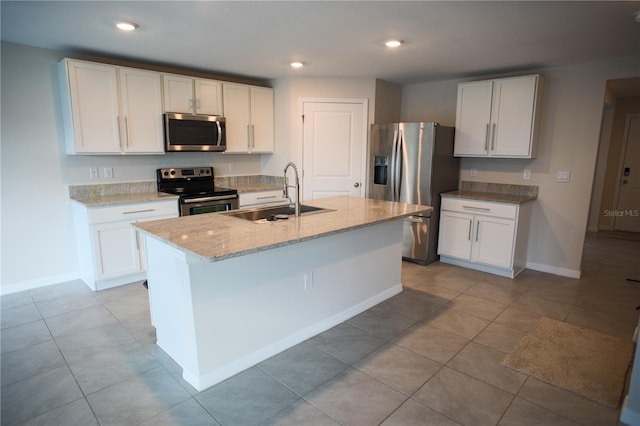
[134,196,431,391]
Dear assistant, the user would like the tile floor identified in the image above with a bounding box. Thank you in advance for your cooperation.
[2,231,640,425]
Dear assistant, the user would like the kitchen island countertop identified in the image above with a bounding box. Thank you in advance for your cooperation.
[134,196,431,262]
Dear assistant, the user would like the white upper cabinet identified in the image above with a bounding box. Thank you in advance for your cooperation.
[59,59,164,155]
[162,74,223,115]
[118,67,164,153]
[223,83,274,153]
[454,74,542,158]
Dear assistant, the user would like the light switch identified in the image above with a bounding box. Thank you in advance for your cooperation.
[523,169,531,180]
[104,167,114,179]
[470,168,477,177]
[556,171,570,183]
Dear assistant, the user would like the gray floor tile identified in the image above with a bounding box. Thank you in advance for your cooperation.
[45,304,118,338]
[0,301,42,329]
[1,319,52,353]
[413,366,513,426]
[494,305,542,333]
[20,398,99,426]
[196,367,299,426]
[97,282,151,319]
[411,282,461,305]
[119,309,157,344]
[517,378,620,425]
[1,339,66,386]
[394,322,469,364]
[381,398,461,426]
[1,290,33,310]
[0,366,83,425]
[259,342,348,396]
[305,368,407,426]
[346,303,417,340]
[354,343,441,395]
[138,398,221,426]
[88,366,191,426]
[498,397,580,426]
[261,399,340,426]
[446,293,508,321]
[29,279,91,302]
[307,323,386,364]
[377,290,443,322]
[510,293,573,321]
[35,291,101,318]
[465,281,521,305]
[473,322,527,353]
[424,307,490,339]
[447,341,527,394]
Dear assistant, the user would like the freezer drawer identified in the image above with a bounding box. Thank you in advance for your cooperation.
[402,215,432,264]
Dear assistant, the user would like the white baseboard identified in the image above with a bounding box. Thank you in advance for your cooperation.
[0,272,81,296]
[620,395,640,426]
[525,261,581,279]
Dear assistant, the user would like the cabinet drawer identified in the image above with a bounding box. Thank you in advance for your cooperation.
[239,190,286,207]
[88,200,178,224]
[441,197,517,220]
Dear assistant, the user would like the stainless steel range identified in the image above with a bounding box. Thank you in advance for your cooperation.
[157,167,239,216]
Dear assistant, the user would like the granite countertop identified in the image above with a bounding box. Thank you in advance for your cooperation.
[69,181,179,207]
[134,196,432,262]
[442,181,538,204]
[234,183,283,193]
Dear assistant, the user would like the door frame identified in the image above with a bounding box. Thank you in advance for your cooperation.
[612,113,640,231]
[297,98,369,199]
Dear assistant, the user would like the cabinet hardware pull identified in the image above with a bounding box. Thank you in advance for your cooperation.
[247,125,252,150]
[468,219,472,241]
[462,205,491,212]
[476,220,480,242]
[124,117,129,148]
[491,123,496,151]
[116,116,122,147]
[257,195,277,200]
[485,124,490,151]
[123,209,156,215]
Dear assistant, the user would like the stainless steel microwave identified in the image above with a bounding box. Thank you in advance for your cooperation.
[164,113,226,152]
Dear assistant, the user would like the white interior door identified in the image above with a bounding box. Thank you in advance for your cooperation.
[301,99,367,200]
[614,114,640,233]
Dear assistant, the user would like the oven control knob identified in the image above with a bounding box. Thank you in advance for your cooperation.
[170,170,176,176]
[200,169,205,174]
[163,171,169,177]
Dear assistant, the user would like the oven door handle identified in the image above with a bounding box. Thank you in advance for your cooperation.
[183,194,238,204]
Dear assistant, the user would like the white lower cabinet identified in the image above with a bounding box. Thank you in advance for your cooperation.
[73,199,178,290]
[438,197,531,278]
[239,190,287,208]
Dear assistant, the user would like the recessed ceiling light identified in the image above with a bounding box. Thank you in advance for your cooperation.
[290,61,304,68]
[385,39,404,48]
[116,21,139,31]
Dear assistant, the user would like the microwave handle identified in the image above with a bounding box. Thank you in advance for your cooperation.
[216,122,222,146]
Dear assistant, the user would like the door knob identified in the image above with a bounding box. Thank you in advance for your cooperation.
[354,182,361,188]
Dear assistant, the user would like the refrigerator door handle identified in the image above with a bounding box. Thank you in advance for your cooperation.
[390,129,399,201]
[393,129,404,201]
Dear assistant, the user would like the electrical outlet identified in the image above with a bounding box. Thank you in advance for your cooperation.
[523,169,531,180]
[470,168,477,177]
[89,167,99,179]
[104,167,113,179]
[556,170,571,183]
[304,271,314,290]
[228,163,236,173]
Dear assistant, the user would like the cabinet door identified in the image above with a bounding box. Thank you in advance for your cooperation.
[65,60,121,153]
[472,216,515,268]
[490,75,538,157]
[250,87,275,153]
[119,68,164,153]
[223,83,251,152]
[454,80,493,157]
[438,211,473,260]
[93,222,141,280]
[195,79,223,115]
[162,74,193,113]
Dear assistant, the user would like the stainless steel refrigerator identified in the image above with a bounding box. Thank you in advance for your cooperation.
[367,122,459,265]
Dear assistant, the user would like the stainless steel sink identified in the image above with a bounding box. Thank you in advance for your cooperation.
[223,204,330,222]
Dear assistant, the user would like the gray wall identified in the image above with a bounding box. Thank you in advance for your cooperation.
[400,56,640,276]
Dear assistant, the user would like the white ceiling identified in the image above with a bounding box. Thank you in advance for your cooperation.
[1,1,639,85]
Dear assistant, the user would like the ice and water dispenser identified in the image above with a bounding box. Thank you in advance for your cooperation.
[374,156,388,185]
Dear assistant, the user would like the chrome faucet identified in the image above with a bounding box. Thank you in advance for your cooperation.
[283,162,301,216]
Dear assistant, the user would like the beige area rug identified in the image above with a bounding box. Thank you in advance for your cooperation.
[503,316,634,408]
